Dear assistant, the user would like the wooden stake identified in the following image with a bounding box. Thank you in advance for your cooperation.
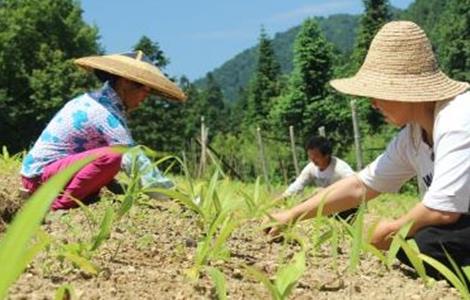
[256,127,270,189]
[350,100,363,170]
[198,116,208,177]
[289,125,300,176]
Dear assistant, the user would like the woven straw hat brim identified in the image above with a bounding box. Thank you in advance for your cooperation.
[330,71,470,102]
[330,21,470,102]
[74,55,187,102]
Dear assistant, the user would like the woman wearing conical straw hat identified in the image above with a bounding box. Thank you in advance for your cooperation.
[266,21,470,280]
[20,51,186,210]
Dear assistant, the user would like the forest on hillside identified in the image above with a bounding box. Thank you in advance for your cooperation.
[0,0,469,184]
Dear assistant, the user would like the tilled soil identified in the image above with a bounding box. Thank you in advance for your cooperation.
[3,194,462,300]
[0,163,26,233]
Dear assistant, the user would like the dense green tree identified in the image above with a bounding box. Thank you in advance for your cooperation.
[131,35,170,70]
[246,27,281,128]
[197,72,228,135]
[400,0,447,42]
[434,0,470,82]
[345,0,392,132]
[128,36,186,153]
[0,0,100,152]
[349,0,392,74]
[179,75,202,140]
[194,14,360,103]
[269,18,334,140]
[228,87,249,134]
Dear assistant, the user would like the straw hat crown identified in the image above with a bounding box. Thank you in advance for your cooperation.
[74,51,187,102]
[330,21,469,102]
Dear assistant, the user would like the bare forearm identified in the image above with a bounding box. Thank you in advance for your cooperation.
[288,175,379,221]
[388,203,461,237]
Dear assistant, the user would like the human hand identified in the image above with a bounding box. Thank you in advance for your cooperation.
[370,220,398,250]
[263,210,293,237]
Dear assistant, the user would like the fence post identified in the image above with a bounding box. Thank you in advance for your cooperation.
[256,127,270,190]
[198,116,208,177]
[289,125,300,176]
[350,100,363,170]
[318,126,326,137]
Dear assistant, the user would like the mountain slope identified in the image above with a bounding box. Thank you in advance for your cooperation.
[194,14,360,102]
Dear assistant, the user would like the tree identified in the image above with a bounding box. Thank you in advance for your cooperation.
[246,27,281,128]
[269,18,335,140]
[200,73,227,134]
[132,35,170,70]
[0,0,100,152]
[400,0,447,43]
[435,0,470,82]
[345,0,392,131]
[349,0,392,74]
[128,36,186,153]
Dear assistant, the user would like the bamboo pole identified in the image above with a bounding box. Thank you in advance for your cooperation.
[289,125,300,176]
[198,116,208,177]
[256,127,270,189]
[350,100,363,170]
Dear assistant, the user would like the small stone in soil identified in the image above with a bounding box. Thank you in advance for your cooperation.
[185,238,197,248]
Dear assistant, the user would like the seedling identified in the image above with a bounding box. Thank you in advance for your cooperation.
[245,250,306,300]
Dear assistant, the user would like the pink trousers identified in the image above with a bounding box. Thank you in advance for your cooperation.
[22,147,122,211]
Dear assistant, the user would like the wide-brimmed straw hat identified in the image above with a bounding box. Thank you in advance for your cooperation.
[330,21,469,102]
[74,51,187,102]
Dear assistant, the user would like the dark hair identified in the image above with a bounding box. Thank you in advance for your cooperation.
[94,69,119,88]
[305,136,332,156]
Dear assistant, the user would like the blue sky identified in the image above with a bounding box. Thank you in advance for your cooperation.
[80,0,414,81]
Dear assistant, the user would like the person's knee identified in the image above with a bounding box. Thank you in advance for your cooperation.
[95,148,122,172]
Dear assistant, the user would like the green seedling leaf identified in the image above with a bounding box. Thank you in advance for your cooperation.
[22,229,52,268]
[212,216,237,254]
[386,221,413,268]
[145,187,205,217]
[419,254,470,299]
[315,228,333,248]
[254,177,261,206]
[442,247,468,291]
[90,207,114,251]
[206,267,228,300]
[54,284,76,300]
[72,196,98,226]
[276,251,306,298]
[239,190,256,215]
[117,192,136,219]
[349,203,365,272]
[396,238,428,283]
[245,266,281,300]
[364,243,386,262]
[0,154,99,299]
[463,266,470,283]
[61,252,99,275]
[213,190,223,216]
[206,170,220,204]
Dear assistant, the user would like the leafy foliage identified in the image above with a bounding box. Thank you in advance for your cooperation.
[269,18,335,142]
[0,0,100,152]
[246,27,281,129]
[194,14,361,102]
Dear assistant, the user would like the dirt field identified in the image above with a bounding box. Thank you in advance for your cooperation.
[0,190,461,299]
[0,160,463,300]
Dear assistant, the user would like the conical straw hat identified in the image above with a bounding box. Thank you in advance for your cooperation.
[74,51,187,102]
[330,21,469,102]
